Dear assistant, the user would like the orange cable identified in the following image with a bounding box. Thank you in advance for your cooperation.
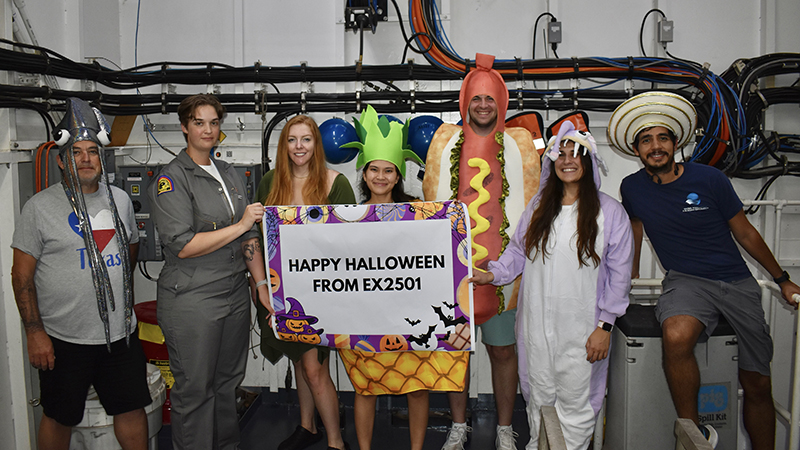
[35,143,43,192]
[43,142,55,190]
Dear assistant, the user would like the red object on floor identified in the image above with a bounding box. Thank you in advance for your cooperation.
[134,301,172,425]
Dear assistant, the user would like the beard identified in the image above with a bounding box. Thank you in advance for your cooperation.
[78,170,103,188]
[642,156,675,176]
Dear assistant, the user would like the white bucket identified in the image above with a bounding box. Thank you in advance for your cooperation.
[69,363,166,450]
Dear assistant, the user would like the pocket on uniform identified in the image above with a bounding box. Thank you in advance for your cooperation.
[158,264,197,293]
[193,210,224,232]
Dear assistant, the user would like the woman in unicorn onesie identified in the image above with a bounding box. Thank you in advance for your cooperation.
[471,120,633,449]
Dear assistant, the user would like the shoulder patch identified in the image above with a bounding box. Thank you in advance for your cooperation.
[157,175,174,195]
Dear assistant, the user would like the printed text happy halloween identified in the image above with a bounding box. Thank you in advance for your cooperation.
[287,255,446,293]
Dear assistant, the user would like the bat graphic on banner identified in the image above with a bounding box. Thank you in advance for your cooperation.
[407,325,437,348]
[433,306,469,328]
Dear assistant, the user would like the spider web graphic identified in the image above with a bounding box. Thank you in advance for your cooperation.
[446,202,468,240]
[263,209,282,260]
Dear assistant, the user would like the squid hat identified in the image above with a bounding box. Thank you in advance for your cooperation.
[52,98,132,351]
[340,105,424,178]
[543,120,608,189]
[53,97,112,155]
[607,91,697,156]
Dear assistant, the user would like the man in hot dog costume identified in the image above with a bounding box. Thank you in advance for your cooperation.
[423,53,541,450]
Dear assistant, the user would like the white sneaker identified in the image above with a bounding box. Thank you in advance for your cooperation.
[441,422,470,450]
[495,425,518,450]
[699,424,719,449]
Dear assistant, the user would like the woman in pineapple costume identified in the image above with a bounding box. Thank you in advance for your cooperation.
[339,106,468,450]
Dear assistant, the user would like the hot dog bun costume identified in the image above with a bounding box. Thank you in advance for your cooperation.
[422,53,541,325]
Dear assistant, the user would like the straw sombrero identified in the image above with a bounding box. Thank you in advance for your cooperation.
[607,91,697,156]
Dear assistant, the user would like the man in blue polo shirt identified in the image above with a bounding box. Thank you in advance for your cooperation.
[611,92,800,450]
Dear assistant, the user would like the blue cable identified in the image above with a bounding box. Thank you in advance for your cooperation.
[407,0,461,74]
[431,0,461,60]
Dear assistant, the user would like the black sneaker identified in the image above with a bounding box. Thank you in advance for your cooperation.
[278,425,323,450]
[698,424,719,448]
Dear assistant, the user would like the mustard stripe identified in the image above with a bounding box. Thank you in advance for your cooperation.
[466,158,491,263]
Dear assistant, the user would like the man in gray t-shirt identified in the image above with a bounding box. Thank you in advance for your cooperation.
[11,98,150,449]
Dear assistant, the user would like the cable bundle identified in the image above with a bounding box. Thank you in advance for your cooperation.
[0,22,798,190]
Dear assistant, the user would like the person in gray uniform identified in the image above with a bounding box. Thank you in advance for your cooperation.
[12,98,150,450]
[149,94,272,450]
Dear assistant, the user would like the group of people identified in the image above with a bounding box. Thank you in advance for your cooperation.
[11,54,800,450]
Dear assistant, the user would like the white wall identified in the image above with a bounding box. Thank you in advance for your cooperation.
[2,0,799,448]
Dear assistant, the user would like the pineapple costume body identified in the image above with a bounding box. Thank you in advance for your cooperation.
[341,349,468,395]
[338,106,469,395]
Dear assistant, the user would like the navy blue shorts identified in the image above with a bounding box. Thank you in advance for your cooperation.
[39,333,152,426]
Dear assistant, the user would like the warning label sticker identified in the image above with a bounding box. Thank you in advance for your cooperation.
[150,359,174,389]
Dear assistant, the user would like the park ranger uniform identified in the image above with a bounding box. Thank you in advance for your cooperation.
[149,149,257,450]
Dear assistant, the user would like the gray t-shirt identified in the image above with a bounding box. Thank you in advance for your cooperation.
[12,183,139,345]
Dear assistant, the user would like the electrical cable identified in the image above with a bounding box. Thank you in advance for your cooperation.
[138,261,157,281]
[531,12,556,60]
[389,0,431,63]
[261,110,299,174]
[664,47,701,68]
[0,10,797,182]
[639,9,666,58]
[44,141,55,189]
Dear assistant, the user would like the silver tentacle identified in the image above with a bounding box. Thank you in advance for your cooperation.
[99,155,134,346]
[61,147,116,351]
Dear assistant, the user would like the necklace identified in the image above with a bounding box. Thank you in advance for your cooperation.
[292,174,309,179]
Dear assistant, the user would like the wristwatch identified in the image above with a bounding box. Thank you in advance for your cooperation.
[774,270,790,285]
[598,320,614,332]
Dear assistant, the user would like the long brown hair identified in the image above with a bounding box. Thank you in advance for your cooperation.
[265,115,329,206]
[524,151,601,267]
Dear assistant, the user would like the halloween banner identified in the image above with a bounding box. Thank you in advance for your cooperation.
[263,201,474,352]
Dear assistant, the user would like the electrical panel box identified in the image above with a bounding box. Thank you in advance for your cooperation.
[234,164,264,203]
[344,0,388,32]
[114,163,262,262]
[659,20,674,43]
[116,166,163,262]
[547,21,562,44]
